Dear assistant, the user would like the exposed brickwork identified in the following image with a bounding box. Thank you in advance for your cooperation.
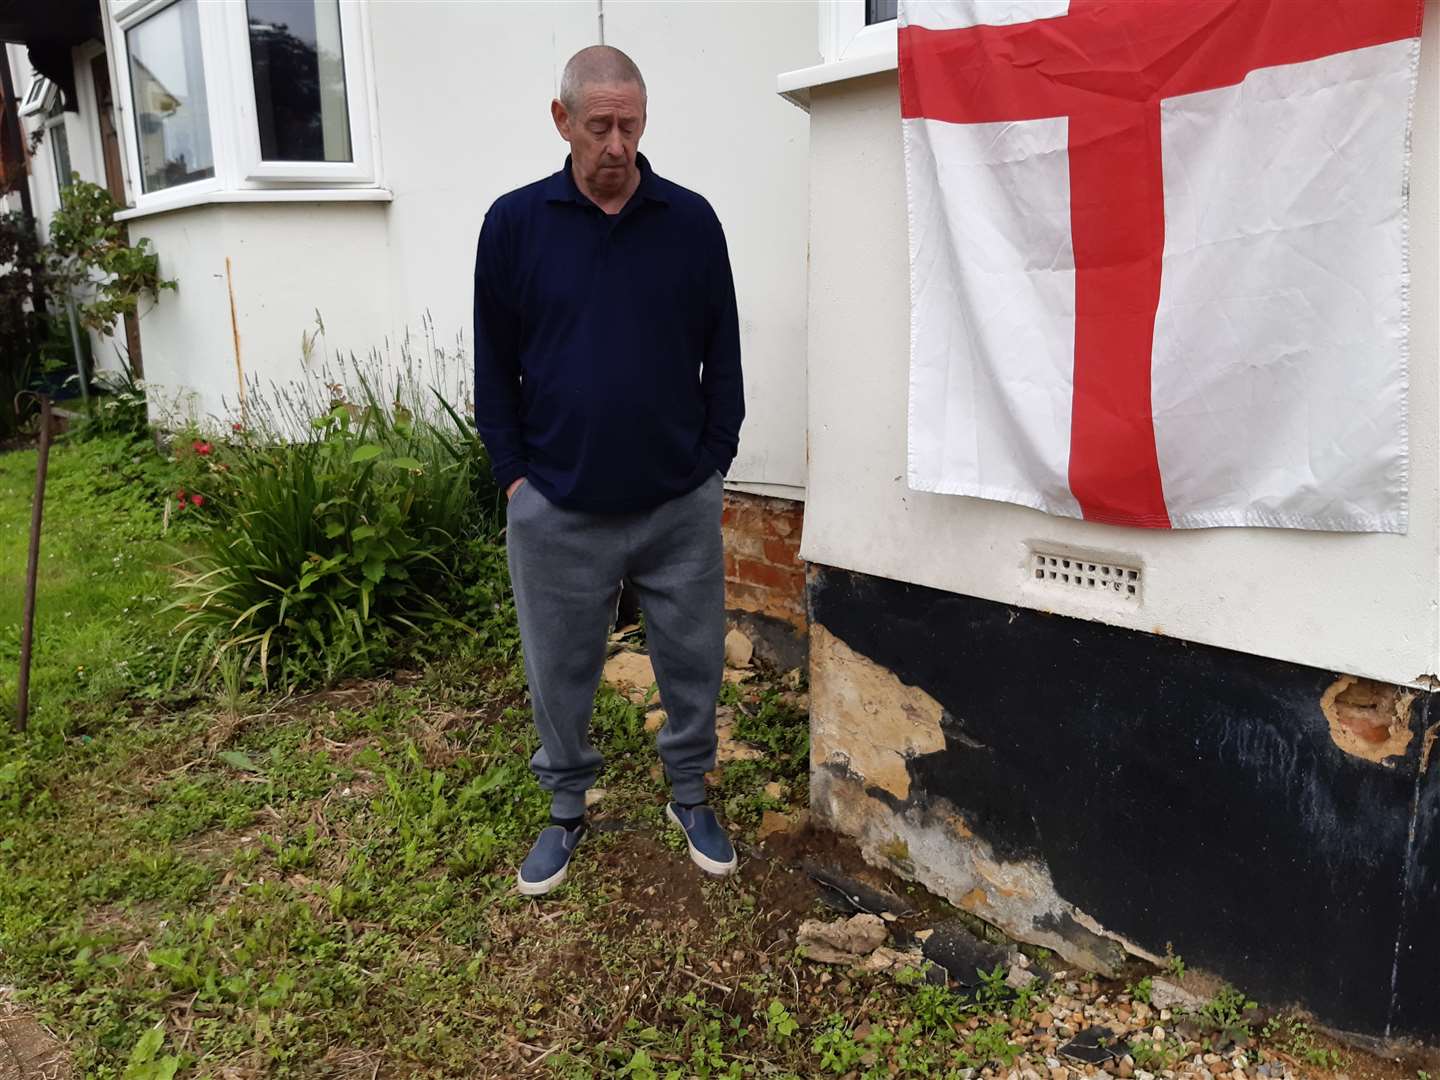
[722,491,806,631]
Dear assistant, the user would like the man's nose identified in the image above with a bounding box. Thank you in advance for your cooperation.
[605,130,626,160]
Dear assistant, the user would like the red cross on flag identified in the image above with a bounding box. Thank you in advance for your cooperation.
[901,0,1423,531]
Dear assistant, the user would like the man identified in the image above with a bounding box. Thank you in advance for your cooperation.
[472,46,745,896]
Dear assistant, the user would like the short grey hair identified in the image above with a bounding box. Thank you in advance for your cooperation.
[559,45,647,112]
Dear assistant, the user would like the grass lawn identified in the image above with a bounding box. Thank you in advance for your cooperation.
[0,436,183,735]
[0,433,848,1079]
[1,435,1431,1080]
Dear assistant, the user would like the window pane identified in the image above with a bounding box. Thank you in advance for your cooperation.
[23,76,48,109]
[247,0,352,163]
[866,0,898,24]
[49,116,72,194]
[126,0,214,193]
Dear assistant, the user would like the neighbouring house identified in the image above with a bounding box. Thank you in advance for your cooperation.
[3,0,1437,1044]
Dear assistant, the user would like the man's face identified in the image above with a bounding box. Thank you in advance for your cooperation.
[552,82,646,200]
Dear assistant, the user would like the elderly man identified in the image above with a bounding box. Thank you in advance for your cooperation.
[473,46,745,896]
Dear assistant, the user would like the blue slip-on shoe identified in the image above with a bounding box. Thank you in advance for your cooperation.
[666,802,738,876]
[516,822,585,896]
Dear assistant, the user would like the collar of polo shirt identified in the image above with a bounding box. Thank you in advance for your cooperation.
[544,153,669,212]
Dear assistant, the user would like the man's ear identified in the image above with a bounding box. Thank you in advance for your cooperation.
[551,99,570,140]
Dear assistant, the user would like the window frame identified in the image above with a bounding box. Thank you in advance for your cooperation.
[108,0,381,215]
[821,0,898,65]
[18,75,56,118]
[221,0,376,184]
[43,100,73,195]
[112,0,224,207]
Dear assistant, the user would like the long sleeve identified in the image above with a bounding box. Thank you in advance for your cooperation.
[700,212,745,476]
[472,207,528,492]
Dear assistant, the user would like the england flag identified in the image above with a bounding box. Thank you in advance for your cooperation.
[901,0,1423,530]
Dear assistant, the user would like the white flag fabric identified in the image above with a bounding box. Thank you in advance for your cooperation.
[900,0,1423,531]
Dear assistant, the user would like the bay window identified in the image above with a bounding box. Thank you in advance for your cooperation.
[110,0,379,214]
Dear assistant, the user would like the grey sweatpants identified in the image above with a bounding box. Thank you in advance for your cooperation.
[505,473,726,819]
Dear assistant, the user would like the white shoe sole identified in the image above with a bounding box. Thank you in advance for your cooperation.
[516,862,569,897]
[666,804,739,876]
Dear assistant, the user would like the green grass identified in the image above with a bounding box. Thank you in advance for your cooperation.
[0,434,187,736]
[0,432,834,1077]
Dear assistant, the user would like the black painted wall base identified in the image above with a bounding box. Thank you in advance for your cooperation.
[810,564,1438,1042]
[727,608,807,672]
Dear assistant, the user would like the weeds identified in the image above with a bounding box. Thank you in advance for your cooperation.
[1165,943,1186,979]
[1263,1015,1346,1070]
[1196,985,1258,1048]
[1129,1032,1183,1072]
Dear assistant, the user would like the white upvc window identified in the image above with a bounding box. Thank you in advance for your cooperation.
[109,0,380,214]
[821,0,899,65]
[223,0,375,183]
[44,99,74,195]
[19,74,56,118]
[779,0,899,109]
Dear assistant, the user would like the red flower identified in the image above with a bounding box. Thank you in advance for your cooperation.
[193,440,213,456]
[190,493,205,507]
[231,422,245,433]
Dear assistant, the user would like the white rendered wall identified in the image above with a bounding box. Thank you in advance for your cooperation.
[126,202,391,425]
[799,3,1440,686]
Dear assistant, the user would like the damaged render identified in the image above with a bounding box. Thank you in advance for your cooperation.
[807,563,1439,1042]
[809,623,1133,977]
[1322,674,1414,764]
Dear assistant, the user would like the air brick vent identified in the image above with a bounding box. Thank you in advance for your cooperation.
[1031,551,1141,601]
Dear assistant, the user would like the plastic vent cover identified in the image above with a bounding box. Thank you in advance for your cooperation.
[1032,552,1141,600]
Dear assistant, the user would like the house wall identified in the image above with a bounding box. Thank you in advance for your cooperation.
[808,564,1440,1041]
[115,1,816,500]
[723,490,808,670]
[797,0,1440,1040]
[801,3,1440,687]
[124,202,392,426]
[8,43,118,376]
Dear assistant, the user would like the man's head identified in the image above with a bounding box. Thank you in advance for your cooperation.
[552,46,647,204]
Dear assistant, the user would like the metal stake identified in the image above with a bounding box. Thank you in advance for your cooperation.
[17,394,53,732]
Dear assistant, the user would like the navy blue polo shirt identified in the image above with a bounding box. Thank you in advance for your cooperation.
[472,154,744,514]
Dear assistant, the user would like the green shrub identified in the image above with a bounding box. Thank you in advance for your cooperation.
[72,359,151,443]
[47,179,174,336]
[0,210,49,439]
[168,359,497,690]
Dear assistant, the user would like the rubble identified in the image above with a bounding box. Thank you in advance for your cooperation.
[860,945,927,975]
[757,809,810,841]
[920,918,1014,986]
[714,706,763,763]
[603,651,656,703]
[1149,977,1207,1011]
[724,628,755,668]
[796,913,888,964]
